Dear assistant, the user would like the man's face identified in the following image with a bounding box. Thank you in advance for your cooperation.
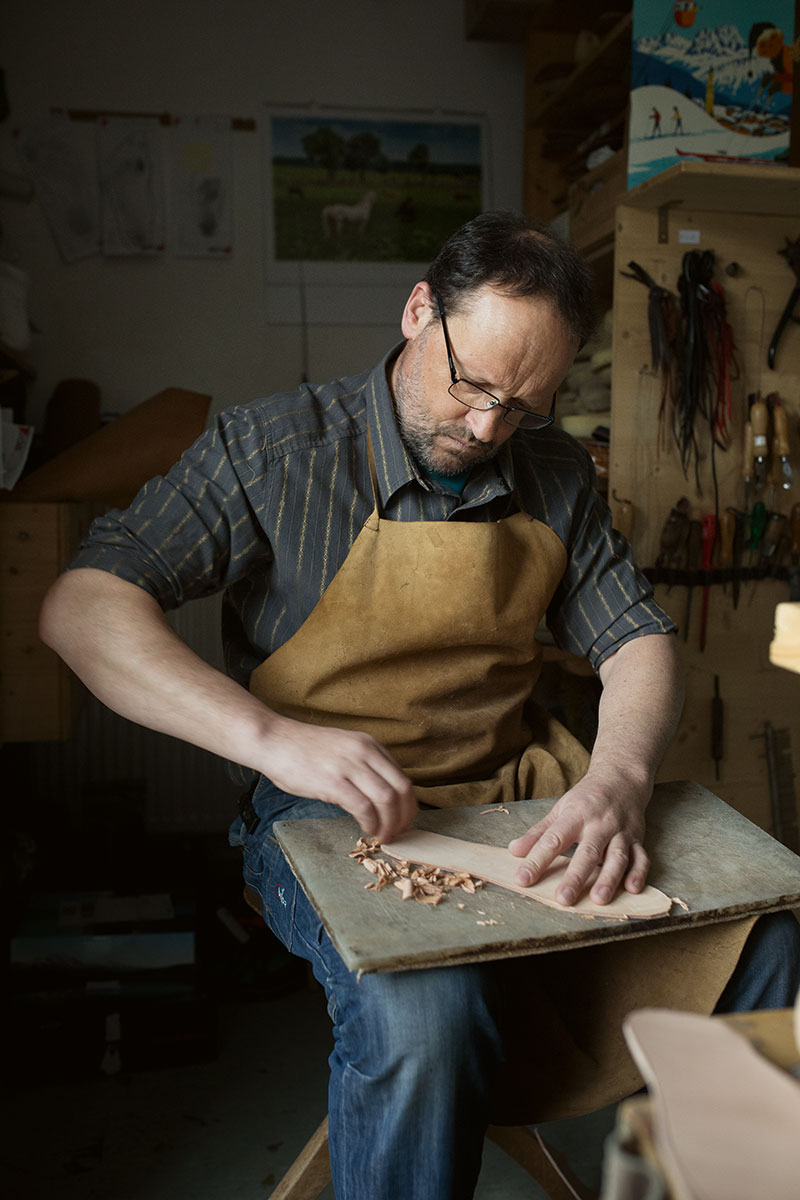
[391,283,579,477]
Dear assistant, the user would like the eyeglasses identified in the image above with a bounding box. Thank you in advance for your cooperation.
[434,292,556,432]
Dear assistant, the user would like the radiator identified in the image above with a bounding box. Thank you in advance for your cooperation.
[33,593,242,833]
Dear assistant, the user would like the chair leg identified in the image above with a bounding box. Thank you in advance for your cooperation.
[270,1115,331,1200]
[487,1125,598,1200]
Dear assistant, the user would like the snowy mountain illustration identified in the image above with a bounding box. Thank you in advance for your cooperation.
[634,22,791,114]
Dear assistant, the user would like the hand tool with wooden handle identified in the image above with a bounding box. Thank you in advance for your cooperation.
[750,396,769,492]
[771,396,794,490]
[718,509,734,598]
[760,511,787,566]
[655,497,689,568]
[700,514,716,651]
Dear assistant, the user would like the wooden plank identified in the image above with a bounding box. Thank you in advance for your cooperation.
[274,781,800,975]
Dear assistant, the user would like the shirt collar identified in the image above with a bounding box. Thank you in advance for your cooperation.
[365,343,515,507]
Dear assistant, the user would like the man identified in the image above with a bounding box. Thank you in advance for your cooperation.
[41,212,798,1199]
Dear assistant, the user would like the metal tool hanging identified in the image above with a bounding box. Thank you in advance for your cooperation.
[767,235,800,370]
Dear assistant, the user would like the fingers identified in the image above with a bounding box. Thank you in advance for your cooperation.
[509,823,566,887]
[336,756,417,842]
[587,837,649,905]
[507,794,649,906]
[269,721,417,843]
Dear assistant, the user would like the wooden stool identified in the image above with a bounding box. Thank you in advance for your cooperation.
[270,1113,595,1200]
[243,885,598,1200]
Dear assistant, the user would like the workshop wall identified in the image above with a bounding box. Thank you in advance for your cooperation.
[2,0,525,835]
[611,194,800,837]
[1,0,525,428]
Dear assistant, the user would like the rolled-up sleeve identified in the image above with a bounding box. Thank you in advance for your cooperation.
[68,406,272,610]
[546,460,676,671]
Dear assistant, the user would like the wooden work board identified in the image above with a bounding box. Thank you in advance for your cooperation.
[274,780,800,976]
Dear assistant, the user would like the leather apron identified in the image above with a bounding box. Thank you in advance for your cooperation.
[249,439,755,1122]
[251,443,590,808]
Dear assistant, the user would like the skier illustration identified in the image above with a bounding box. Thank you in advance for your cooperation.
[672,105,684,134]
[749,21,800,100]
[649,106,662,136]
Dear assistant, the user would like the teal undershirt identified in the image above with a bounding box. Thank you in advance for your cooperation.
[426,468,471,496]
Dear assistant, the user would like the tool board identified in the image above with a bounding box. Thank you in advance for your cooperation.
[608,163,800,837]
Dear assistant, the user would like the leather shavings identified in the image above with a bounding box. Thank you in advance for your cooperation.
[350,836,485,906]
[480,805,510,815]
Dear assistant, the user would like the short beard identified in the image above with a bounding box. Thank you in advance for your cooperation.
[392,337,499,477]
[396,408,498,476]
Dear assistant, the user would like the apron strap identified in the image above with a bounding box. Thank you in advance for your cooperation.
[365,426,383,529]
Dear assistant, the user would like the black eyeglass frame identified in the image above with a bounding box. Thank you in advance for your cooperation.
[433,292,557,432]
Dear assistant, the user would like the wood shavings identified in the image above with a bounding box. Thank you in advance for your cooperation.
[477,918,500,927]
[350,836,484,907]
[480,805,510,815]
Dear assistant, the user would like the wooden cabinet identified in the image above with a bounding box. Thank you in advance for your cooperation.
[524,11,631,234]
[1,502,88,742]
[610,162,800,834]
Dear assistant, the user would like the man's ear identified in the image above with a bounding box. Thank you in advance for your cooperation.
[400,281,436,341]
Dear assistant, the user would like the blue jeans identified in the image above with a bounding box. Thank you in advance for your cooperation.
[229,778,800,1200]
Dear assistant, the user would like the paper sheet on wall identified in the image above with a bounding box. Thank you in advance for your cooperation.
[168,115,233,257]
[14,113,100,263]
[0,407,34,491]
[97,116,165,256]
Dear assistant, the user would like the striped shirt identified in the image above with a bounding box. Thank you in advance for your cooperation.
[71,346,674,689]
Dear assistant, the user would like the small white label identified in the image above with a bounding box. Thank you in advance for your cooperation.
[679,229,701,244]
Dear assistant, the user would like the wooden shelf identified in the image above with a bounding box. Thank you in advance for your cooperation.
[621,160,800,218]
[527,12,632,134]
[465,0,630,41]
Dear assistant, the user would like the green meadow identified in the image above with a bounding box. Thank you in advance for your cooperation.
[271,163,481,262]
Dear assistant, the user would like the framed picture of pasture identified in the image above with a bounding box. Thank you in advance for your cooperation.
[262,105,489,325]
[266,108,485,265]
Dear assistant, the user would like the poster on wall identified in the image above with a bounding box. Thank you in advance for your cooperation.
[97,116,165,256]
[169,115,233,258]
[628,1,796,189]
[14,113,101,263]
[263,104,489,325]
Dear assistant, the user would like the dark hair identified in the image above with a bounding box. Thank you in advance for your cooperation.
[423,210,595,346]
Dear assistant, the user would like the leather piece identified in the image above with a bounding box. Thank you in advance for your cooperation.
[380,828,674,919]
[624,1008,800,1200]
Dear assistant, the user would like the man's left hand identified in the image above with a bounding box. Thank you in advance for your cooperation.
[507,633,684,907]
[508,775,650,906]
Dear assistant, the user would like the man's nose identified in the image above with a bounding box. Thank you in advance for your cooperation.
[464,404,507,442]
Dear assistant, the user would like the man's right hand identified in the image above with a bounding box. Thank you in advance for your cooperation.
[261,716,418,842]
[40,569,417,845]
